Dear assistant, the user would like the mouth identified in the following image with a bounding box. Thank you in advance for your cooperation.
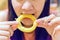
[21,22,33,28]
[16,14,36,28]
[16,14,37,32]
[21,18,33,28]
[21,12,35,15]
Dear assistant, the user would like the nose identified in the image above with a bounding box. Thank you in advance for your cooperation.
[21,1,35,14]
[22,1,33,10]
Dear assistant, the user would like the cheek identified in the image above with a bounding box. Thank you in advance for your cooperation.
[33,0,45,12]
[13,6,22,16]
[14,5,23,16]
[35,4,44,18]
[33,1,45,18]
[12,1,22,16]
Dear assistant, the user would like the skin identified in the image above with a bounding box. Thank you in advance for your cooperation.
[12,0,60,40]
[50,6,60,40]
[0,0,17,40]
[11,0,46,26]
[0,0,60,40]
[52,25,60,40]
[11,0,46,40]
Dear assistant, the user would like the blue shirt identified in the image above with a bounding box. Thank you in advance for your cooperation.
[10,27,52,40]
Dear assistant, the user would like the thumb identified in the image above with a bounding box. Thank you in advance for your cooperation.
[11,24,18,31]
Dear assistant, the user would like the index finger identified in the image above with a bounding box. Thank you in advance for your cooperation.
[0,21,18,25]
[44,14,56,23]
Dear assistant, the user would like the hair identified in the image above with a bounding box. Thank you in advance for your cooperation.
[8,0,50,21]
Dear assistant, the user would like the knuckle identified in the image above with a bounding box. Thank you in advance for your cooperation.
[0,25,10,30]
[0,36,9,40]
[0,30,10,37]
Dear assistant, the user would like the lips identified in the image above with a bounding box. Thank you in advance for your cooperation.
[20,10,36,27]
[21,18,33,27]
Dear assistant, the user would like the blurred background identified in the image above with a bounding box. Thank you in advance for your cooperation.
[0,0,8,21]
[0,0,60,39]
[50,1,60,40]
[50,0,60,17]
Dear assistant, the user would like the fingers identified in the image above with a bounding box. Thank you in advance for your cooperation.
[36,14,56,27]
[0,36,9,40]
[36,14,56,35]
[0,25,13,36]
[49,17,60,25]
[0,21,18,31]
[0,21,18,25]
[44,14,56,23]
[0,25,10,30]
[0,25,13,40]
[36,19,47,27]
[0,30,10,37]
[0,21,18,40]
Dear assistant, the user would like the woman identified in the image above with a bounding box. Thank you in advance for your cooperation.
[0,0,60,40]
[8,0,52,40]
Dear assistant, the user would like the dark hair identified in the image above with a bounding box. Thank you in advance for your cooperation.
[8,0,50,21]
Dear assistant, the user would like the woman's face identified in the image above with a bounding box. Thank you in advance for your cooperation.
[12,0,46,27]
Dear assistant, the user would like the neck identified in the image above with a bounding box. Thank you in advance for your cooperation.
[23,31,35,40]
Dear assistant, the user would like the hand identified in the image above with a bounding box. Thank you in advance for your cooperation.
[49,17,60,27]
[49,17,60,36]
[36,14,56,35]
[0,21,18,40]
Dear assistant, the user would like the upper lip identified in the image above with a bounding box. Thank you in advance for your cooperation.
[22,10,36,14]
